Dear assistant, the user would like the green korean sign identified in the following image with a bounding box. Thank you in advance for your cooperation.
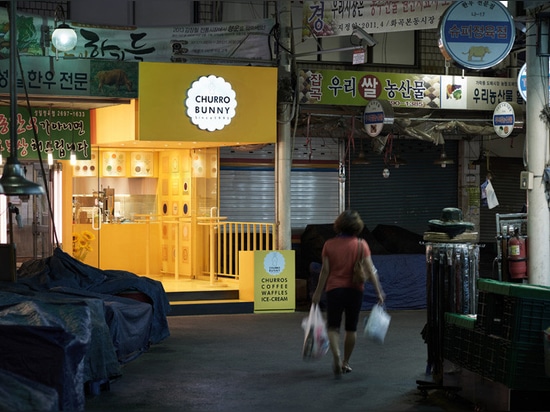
[299,69,441,108]
[0,107,91,161]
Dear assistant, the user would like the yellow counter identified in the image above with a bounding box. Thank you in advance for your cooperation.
[73,222,161,276]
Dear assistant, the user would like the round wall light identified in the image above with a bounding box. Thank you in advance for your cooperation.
[52,23,77,52]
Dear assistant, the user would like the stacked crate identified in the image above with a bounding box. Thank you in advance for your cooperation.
[444,278,550,390]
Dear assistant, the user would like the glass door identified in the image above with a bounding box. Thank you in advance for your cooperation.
[8,161,50,263]
[72,146,101,267]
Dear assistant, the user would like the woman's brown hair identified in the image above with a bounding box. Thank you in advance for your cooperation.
[333,210,364,236]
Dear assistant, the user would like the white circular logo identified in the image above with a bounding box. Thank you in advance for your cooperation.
[493,102,515,138]
[263,251,285,276]
[185,75,237,131]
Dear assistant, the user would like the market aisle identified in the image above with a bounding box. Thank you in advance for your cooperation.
[85,309,473,412]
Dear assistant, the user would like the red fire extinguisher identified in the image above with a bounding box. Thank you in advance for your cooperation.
[508,229,527,280]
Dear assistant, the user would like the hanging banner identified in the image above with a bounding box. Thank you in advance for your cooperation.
[302,1,452,38]
[0,107,91,161]
[298,69,524,110]
[0,7,273,63]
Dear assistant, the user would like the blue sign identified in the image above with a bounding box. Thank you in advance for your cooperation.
[517,63,550,102]
[439,1,515,70]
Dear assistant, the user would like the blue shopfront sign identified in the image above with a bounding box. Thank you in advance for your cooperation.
[438,1,515,70]
[517,63,550,102]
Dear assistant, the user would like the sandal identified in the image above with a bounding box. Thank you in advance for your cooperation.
[341,363,352,374]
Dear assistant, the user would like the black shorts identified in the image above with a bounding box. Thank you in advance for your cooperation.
[325,288,363,332]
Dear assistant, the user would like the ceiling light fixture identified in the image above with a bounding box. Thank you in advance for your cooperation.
[352,150,371,165]
[51,5,77,57]
[434,151,455,168]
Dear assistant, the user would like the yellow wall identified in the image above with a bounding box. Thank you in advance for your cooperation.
[72,222,161,275]
[94,100,137,144]
[139,63,277,144]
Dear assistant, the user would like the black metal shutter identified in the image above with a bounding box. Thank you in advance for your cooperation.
[349,139,459,235]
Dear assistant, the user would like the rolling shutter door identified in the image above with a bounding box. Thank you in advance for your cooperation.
[220,139,340,230]
[349,139,459,235]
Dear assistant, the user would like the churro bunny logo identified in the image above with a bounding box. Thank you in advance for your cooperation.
[186,75,237,131]
[264,251,285,276]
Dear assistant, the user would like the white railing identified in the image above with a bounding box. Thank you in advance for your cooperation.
[198,219,276,281]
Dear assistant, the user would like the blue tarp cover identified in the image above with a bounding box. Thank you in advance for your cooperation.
[0,247,171,411]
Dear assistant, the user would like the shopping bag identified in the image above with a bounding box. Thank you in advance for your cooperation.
[364,304,391,344]
[301,304,329,360]
[353,238,368,284]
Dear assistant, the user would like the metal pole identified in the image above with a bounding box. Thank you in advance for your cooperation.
[526,16,550,285]
[9,2,17,165]
[275,1,292,251]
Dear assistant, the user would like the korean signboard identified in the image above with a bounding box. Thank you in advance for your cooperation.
[438,1,515,70]
[0,107,91,161]
[298,69,523,111]
[0,57,138,99]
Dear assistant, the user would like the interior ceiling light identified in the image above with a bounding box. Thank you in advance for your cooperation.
[51,5,77,53]
[352,150,371,165]
[472,150,486,165]
[434,151,455,168]
[0,3,44,196]
[387,155,407,168]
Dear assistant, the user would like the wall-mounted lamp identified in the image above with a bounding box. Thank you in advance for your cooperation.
[51,5,77,57]
[352,24,378,48]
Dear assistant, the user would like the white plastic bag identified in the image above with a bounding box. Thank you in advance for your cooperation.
[301,304,329,360]
[364,304,391,344]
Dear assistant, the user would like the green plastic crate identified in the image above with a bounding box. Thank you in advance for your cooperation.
[445,312,476,330]
[477,278,511,296]
[477,278,550,301]
[487,334,550,391]
[475,291,506,337]
[509,282,550,301]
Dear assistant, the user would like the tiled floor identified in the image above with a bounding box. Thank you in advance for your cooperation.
[147,273,239,293]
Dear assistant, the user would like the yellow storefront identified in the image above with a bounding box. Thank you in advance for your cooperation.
[70,62,278,292]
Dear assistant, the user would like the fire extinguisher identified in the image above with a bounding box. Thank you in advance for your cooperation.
[508,229,527,280]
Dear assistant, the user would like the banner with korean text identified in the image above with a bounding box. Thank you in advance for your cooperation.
[302,1,452,38]
[0,8,273,63]
[298,69,524,111]
[0,107,90,161]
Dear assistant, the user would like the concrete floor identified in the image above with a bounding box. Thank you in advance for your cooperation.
[84,309,474,412]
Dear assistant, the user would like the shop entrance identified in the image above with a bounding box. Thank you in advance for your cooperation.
[8,161,52,264]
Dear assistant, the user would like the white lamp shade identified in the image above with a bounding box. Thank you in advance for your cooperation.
[52,24,77,52]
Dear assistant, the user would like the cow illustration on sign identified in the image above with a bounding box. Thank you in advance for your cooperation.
[95,69,133,92]
[463,46,491,61]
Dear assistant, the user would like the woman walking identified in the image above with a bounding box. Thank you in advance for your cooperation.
[312,210,385,378]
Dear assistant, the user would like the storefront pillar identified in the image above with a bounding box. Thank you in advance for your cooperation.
[526,16,550,286]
